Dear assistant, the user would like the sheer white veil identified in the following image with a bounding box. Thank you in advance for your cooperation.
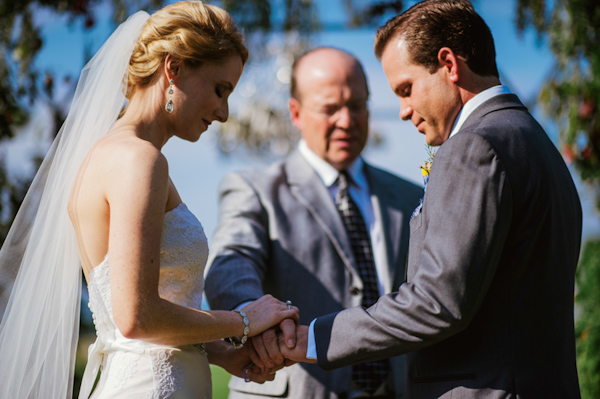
[0,11,149,398]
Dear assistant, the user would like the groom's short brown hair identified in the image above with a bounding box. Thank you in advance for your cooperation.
[374,0,499,78]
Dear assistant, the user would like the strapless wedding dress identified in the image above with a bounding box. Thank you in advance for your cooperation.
[80,203,211,399]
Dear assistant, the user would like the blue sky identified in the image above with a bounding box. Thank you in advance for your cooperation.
[27,0,599,241]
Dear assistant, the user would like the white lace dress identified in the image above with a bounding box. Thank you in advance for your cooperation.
[81,203,211,399]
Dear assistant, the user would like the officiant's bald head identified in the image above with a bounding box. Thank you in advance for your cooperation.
[288,47,370,171]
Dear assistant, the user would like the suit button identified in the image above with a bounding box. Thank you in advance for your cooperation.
[350,287,361,296]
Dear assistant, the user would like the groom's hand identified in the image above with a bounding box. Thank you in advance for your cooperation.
[247,318,297,370]
[278,325,317,364]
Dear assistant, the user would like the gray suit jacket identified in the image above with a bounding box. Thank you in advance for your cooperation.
[205,151,422,398]
[314,94,582,398]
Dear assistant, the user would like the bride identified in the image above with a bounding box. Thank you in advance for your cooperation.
[0,2,298,398]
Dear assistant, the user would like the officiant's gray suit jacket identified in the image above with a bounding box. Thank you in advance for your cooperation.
[205,151,422,398]
[314,94,583,398]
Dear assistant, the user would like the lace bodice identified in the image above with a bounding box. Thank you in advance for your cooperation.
[83,203,210,399]
[158,203,208,308]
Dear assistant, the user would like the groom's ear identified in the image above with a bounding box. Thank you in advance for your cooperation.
[437,47,460,83]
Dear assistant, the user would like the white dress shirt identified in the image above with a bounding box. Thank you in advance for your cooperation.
[298,140,390,296]
[449,85,511,139]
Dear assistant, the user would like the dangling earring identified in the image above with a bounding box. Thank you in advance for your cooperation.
[165,78,175,113]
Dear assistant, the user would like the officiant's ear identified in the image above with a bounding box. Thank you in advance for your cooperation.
[437,47,460,83]
[289,98,304,131]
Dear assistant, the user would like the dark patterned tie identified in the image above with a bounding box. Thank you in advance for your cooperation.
[335,171,390,394]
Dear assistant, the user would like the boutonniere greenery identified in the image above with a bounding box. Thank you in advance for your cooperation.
[419,144,436,184]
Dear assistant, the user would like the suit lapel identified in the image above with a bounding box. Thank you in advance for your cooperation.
[285,152,359,278]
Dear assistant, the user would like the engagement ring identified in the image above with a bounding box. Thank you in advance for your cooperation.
[286,300,292,310]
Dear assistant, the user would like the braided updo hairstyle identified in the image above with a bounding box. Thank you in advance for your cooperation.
[126,1,248,99]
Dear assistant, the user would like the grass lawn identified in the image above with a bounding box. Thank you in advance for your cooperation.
[211,365,231,398]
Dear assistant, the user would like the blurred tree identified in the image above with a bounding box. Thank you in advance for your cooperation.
[514,1,600,397]
[0,0,164,244]
[515,0,600,205]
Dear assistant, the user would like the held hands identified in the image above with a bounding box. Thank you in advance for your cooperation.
[218,295,299,384]
[244,323,317,372]
[235,296,316,379]
[245,320,299,371]
[241,295,299,339]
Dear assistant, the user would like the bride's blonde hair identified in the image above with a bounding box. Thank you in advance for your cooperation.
[126,1,248,98]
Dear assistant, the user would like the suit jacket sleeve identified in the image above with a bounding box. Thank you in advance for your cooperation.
[204,172,269,310]
[315,132,513,369]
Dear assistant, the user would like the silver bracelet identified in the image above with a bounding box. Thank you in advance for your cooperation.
[228,309,250,349]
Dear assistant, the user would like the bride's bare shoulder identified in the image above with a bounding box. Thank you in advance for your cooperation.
[92,128,167,172]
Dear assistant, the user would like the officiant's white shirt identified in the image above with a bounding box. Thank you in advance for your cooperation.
[306,85,512,359]
[298,139,390,296]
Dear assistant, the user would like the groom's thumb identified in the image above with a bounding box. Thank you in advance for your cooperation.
[279,319,297,348]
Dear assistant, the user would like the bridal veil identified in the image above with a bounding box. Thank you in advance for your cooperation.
[0,11,149,398]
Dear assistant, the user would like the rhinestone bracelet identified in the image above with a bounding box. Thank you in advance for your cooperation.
[228,309,250,349]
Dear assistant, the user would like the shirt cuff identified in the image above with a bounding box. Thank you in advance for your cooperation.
[306,318,318,360]
[235,301,253,311]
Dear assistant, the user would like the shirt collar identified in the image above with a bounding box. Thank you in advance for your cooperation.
[449,85,511,139]
[298,139,367,190]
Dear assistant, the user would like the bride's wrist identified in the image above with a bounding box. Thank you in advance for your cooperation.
[228,309,250,349]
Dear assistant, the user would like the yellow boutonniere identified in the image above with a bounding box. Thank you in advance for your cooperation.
[419,145,436,178]
[411,145,436,220]
[420,161,432,177]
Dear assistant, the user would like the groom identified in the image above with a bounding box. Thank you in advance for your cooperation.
[278,1,583,398]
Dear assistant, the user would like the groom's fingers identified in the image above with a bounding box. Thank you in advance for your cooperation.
[279,318,297,348]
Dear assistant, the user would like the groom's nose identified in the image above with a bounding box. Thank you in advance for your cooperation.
[399,99,412,121]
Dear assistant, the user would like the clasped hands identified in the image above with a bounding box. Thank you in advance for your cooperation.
[242,318,316,381]
[221,296,316,384]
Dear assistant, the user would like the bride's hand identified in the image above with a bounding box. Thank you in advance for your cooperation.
[241,295,299,338]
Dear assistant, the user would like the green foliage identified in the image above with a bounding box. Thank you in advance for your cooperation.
[516,0,600,208]
[0,0,164,139]
[575,240,600,399]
